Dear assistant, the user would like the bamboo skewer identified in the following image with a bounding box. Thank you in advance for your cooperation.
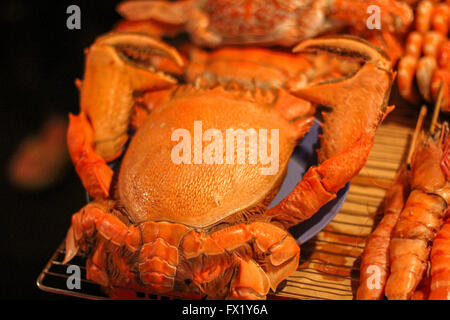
[430,81,444,133]
[406,105,427,167]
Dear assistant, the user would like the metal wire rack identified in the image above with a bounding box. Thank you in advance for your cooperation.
[36,242,181,300]
[36,241,299,300]
[36,239,358,300]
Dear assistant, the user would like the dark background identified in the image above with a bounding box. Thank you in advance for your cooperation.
[0,0,122,299]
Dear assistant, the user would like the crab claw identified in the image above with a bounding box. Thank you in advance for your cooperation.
[267,36,394,228]
[294,35,392,72]
[80,32,183,161]
[292,36,393,162]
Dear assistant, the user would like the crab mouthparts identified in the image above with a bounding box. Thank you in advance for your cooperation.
[116,45,172,72]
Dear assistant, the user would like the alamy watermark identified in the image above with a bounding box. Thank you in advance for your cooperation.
[66,5,81,30]
[171,121,280,175]
[66,265,81,290]
[366,5,381,30]
[364,265,382,290]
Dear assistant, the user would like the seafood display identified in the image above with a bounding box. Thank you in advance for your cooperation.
[41,0,450,301]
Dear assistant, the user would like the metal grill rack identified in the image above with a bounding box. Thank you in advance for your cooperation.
[37,103,418,300]
[36,240,357,300]
[36,242,295,300]
[37,243,108,300]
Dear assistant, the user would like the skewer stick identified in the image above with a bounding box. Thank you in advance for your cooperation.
[407,105,427,167]
[430,81,444,133]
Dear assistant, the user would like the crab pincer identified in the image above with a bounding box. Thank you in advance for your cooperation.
[266,36,394,228]
[67,33,183,198]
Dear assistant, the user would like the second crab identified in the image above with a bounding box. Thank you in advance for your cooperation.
[63,30,394,299]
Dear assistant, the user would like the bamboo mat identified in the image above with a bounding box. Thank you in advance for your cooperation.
[277,102,419,300]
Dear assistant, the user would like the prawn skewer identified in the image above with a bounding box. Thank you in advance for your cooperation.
[385,127,449,300]
[356,106,426,300]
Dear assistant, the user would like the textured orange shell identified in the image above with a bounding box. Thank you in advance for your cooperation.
[118,88,298,228]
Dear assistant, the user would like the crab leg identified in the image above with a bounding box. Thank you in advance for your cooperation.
[227,256,270,300]
[64,201,140,261]
[266,134,375,227]
[65,201,195,293]
[64,201,141,287]
[65,200,300,299]
[66,113,113,199]
[180,222,300,298]
[266,37,393,228]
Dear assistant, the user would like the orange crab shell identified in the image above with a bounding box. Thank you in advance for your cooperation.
[118,87,302,229]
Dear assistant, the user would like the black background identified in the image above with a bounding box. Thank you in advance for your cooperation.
[0,0,122,299]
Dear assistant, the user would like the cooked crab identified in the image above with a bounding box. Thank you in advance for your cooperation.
[64,33,393,299]
[116,0,413,47]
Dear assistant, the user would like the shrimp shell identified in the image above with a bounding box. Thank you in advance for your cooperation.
[398,56,420,103]
[423,31,445,58]
[417,56,438,101]
[416,0,434,32]
[405,31,424,58]
[431,3,450,35]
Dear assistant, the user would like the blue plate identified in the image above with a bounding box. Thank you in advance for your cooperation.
[87,119,349,245]
[268,120,350,244]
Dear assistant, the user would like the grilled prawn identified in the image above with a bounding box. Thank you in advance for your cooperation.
[356,166,410,300]
[385,128,450,300]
